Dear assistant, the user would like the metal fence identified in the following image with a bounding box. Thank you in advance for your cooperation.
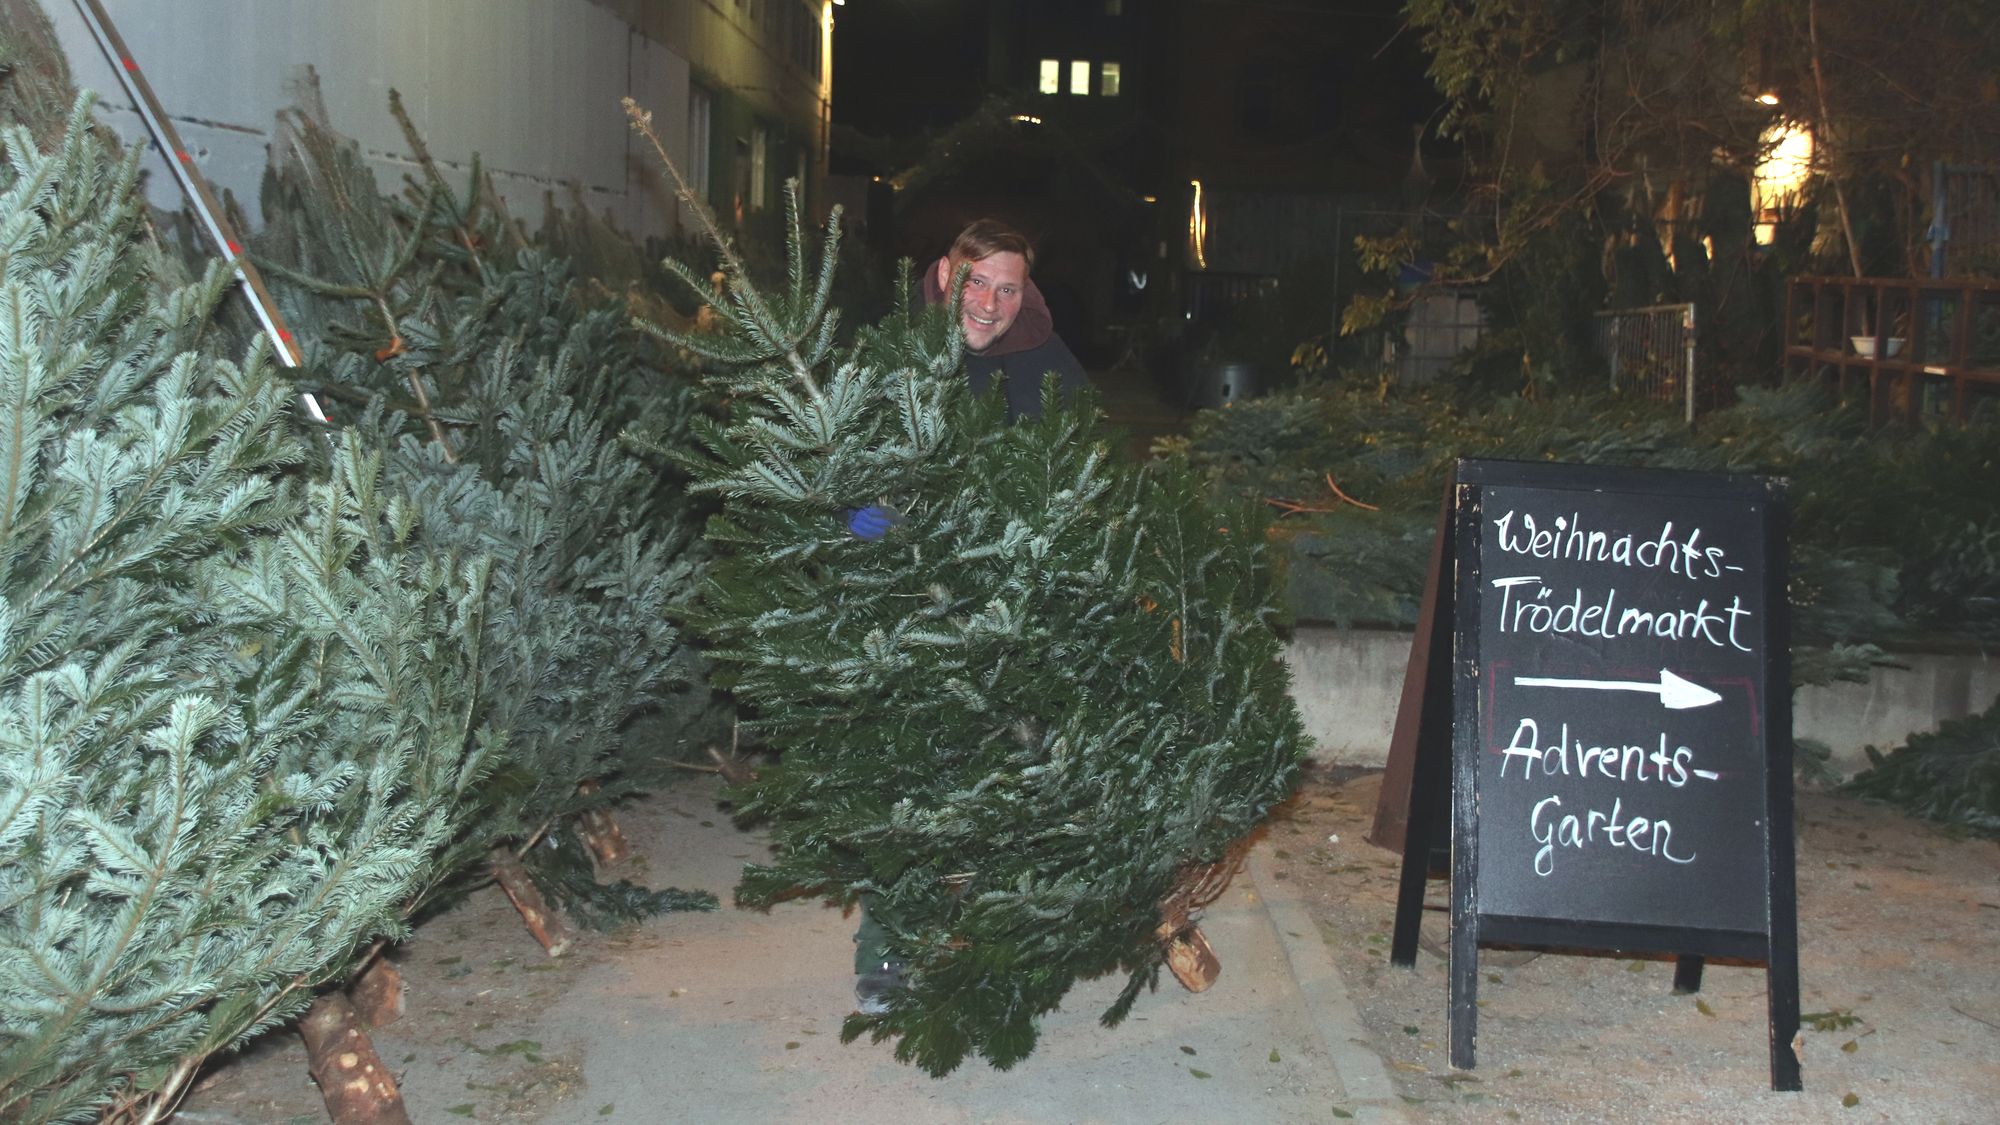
[1935,163,2000,277]
[1594,303,1696,423]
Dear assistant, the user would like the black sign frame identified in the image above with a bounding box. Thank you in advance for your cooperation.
[1388,458,1801,1092]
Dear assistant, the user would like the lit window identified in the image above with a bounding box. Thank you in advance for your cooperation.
[1070,60,1090,95]
[1105,0,1123,12]
[1039,59,1061,94]
[1100,62,1121,97]
[1753,121,1814,245]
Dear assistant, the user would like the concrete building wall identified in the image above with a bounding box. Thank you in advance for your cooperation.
[1286,627,2000,778]
[51,0,830,242]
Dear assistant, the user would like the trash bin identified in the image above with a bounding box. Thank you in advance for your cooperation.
[1189,360,1260,409]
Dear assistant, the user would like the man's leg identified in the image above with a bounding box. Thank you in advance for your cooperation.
[853,894,905,1013]
[853,894,889,974]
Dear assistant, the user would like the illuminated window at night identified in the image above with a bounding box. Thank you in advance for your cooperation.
[1753,122,1814,245]
[1039,59,1061,94]
[1105,0,1123,13]
[1100,62,1121,97]
[1070,60,1090,95]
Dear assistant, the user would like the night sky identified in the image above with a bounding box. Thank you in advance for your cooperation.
[830,0,991,137]
[829,0,1443,146]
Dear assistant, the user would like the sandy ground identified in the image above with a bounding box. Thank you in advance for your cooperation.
[1266,767,2000,1124]
[173,765,1999,1124]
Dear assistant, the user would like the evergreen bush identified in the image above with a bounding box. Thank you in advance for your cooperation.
[1180,377,2000,677]
[1844,697,2000,837]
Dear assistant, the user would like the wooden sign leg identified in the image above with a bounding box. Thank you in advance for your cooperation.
[1389,738,1440,968]
[1672,955,1705,994]
[1766,743,1803,1090]
[1767,944,1802,1090]
[1447,854,1479,1070]
[1386,498,1455,969]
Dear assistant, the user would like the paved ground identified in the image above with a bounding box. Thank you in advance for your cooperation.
[1085,360,1196,461]
[487,775,1408,1125]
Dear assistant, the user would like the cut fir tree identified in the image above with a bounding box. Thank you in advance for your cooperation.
[627,104,1308,1076]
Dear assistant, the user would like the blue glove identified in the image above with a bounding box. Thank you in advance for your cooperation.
[846,504,903,541]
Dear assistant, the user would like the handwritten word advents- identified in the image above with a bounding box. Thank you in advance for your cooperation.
[1500,717,1723,875]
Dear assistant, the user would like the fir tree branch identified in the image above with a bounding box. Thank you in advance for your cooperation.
[621,98,828,397]
[387,87,485,273]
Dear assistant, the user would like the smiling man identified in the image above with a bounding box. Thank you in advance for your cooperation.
[921,219,1088,420]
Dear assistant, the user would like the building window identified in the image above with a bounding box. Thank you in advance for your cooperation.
[1100,61,1121,97]
[1069,60,1090,95]
[1753,121,1814,245]
[687,85,713,204]
[751,125,770,211]
[1105,0,1123,13]
[1039,58,1061,94]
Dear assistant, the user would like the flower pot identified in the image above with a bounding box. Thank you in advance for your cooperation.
[1850,336,1906,359]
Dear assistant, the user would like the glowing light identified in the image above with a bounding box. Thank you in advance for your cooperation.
[1753,121,1814,247]
[1008,114,1042,125]
[1187,179,1207,270]
[1756,91,1779,106]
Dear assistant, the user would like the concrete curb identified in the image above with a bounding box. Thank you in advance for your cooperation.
[1243,840,1411,1125]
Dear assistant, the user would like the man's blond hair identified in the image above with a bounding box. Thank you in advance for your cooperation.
[947,219,1035,271]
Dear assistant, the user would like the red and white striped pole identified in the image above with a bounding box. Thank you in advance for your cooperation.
[70,0,329,425]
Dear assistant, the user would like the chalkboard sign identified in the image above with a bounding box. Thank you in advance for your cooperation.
[1385,458,1801,1091]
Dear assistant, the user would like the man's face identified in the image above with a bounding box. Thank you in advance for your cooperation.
[938,250,1027,353]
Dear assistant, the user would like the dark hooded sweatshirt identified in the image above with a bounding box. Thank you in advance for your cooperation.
[922,257,1088,420]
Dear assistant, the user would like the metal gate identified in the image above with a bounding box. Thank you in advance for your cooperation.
[1594,302,1696,423]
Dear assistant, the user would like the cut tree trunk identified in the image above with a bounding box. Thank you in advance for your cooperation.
[348,955,404,1027]
[300,992,412,1125]
[1157,920,1222,992]
[575,779,630,865]
[491,846,574,956]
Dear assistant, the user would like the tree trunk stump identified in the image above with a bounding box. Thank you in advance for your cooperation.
[300,992,412,1125]
[492,847,574,956]
[575,779,630,865]
[1162,923,1222,992]
[349,956,404,1027]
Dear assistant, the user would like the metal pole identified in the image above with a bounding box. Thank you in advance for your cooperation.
[1682,302,1697,425]
[70,0,328,425]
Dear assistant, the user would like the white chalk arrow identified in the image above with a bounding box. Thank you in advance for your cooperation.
[1513,668,1722,710]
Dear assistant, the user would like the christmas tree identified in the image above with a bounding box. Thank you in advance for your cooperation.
[632,106,1307,1075]
[0,98,484,1122]
[240,95,721,925]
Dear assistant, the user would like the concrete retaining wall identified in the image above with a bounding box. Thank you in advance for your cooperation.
[1284,627,2000,777]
